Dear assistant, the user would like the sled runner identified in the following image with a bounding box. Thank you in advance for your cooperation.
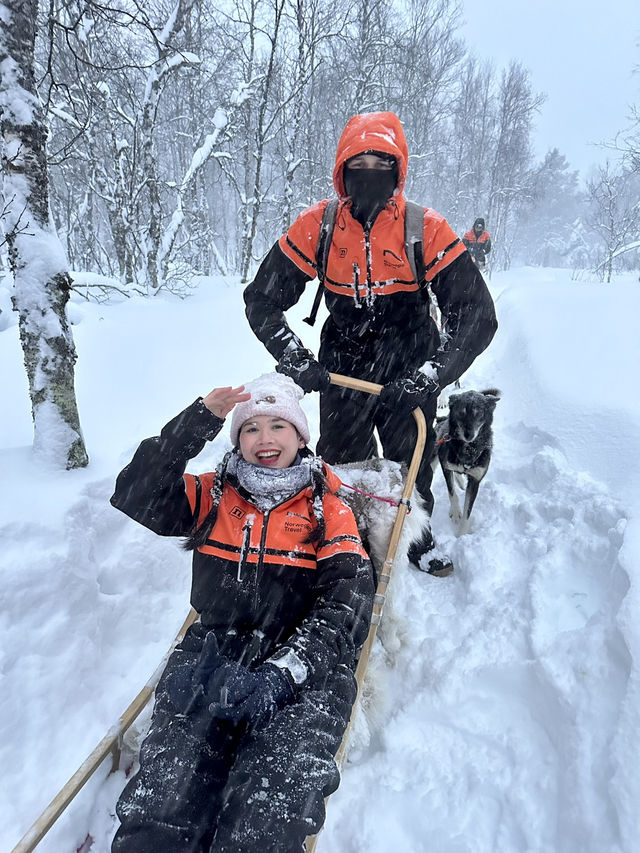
[9,608,199,853]
[10,374,426,853]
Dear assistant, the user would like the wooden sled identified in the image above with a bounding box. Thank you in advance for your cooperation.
[10,373,426,853]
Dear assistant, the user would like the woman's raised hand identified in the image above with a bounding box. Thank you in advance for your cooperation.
[202,385,251,419]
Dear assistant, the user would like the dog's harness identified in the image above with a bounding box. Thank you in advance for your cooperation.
[340,482,412,514]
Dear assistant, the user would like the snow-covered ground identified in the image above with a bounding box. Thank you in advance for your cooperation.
[1,268,638,853]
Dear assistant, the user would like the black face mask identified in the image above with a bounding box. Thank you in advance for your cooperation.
[343,166,398,227]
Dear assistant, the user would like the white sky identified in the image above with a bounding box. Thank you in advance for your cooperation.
[459,0,639,179]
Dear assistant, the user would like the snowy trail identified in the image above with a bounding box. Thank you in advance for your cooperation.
[1,269,638,853]
[320,413,630,853]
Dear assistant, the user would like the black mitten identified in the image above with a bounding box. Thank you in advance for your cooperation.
[378,369,438,412]
[206,661,294,729]
[276,347,331,393]
[166,631,226,715]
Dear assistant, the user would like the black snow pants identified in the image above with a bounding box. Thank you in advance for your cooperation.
[111,623,357,853]
[318,324,438,515]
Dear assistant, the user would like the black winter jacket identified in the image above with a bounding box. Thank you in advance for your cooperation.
[244,242,497,389]
[110,399,375,690]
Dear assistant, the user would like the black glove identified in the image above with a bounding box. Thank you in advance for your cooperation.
[206,660,295,729]
[378,369,439,413]
[166,631,226,715]
[276,347,331,393]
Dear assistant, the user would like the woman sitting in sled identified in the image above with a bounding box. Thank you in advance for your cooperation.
[110,372,374,853]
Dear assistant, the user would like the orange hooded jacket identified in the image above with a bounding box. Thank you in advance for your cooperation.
[278,111,466,300]
[462,229,491,247]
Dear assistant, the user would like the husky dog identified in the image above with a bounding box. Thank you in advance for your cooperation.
[434,389,500,534]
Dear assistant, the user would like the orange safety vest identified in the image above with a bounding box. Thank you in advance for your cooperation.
[184,465,368,572]
[463,229,491,246]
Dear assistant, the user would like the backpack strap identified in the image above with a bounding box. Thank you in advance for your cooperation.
[404,199,441,329]
[303,198,339,327]
[404,200,426,286]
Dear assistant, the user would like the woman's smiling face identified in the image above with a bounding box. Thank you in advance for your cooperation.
[238,415,305,468]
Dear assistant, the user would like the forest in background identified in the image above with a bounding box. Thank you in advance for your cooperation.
[1,0,639,470]
[8,0,639,293]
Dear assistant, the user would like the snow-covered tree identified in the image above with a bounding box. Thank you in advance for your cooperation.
[441,56,495,230]
[514,148,585,267]
[586,161,640,282]
[0,0,88,468]
[136,0,199,288]
[25,0,558,284]
[485,62,544,268]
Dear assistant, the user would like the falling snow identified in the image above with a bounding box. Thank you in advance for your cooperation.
[1,267,639,852]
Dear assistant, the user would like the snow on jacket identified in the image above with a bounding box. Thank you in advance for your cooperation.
[244,111,497,389]
[110,398,375,690]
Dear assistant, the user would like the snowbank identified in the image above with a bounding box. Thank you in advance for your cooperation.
[0,268,637,853]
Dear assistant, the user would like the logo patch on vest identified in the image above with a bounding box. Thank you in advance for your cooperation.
[284,511,312,535]
[230,506,245,519]
[383,249,403,268]
[339,248,347,258]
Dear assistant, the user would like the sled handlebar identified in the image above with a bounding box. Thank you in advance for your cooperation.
[328,372,383,395]
[327,367,427,596]
[327,372,427,523]
[327,374,427,512]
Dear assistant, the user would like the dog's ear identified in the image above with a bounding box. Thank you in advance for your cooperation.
[481,388,500,403]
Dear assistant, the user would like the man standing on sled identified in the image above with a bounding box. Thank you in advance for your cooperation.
[244,111,497,577]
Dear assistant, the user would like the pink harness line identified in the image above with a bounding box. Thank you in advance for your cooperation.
[340,481,404,509]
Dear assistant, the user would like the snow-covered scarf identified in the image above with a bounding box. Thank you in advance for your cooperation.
[230,453,312,512]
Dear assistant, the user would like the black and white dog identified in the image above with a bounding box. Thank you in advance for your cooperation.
[433,389,500,534]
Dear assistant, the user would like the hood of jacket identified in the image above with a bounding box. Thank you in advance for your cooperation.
[322,462,343,495]
[332,111,409,200]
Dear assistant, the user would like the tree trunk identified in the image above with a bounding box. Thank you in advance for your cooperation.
[140,0,197,289]
[240,0,286,283]
[0,0,88,468]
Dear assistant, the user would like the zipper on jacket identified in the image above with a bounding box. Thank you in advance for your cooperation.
[233,489,315,592]
[249,509,272,610]
[256,509,271,575]
[363,225,375,307]
[237,518,253,581]
[352,262,362,307]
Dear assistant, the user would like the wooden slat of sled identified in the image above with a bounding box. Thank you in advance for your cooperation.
[305,374,427,853]
[10,609,199,853]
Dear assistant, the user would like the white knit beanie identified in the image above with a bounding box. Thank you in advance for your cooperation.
[229,372,311,445]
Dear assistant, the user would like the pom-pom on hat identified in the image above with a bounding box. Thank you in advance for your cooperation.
[229,372,311,446]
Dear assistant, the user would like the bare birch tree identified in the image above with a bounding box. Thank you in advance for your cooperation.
[25,0,566,282]
[239,0,287,282]
[158,107,231,279]
[587,161,640,282]
[0,0,88,468]
[485,62,543,267]
[137,0,198,288]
